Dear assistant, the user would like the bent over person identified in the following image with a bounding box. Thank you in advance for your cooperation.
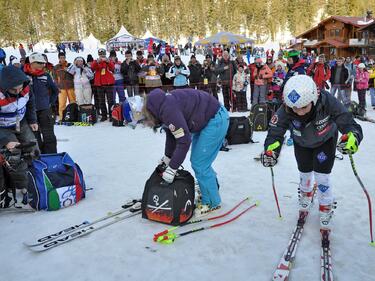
[143,88,229,216]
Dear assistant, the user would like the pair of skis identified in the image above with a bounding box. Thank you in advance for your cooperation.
[24,199,142,252]
[272,205,333,280]
[154,197,258,244]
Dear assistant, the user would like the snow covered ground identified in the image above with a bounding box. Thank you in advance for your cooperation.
[1,48,375,281]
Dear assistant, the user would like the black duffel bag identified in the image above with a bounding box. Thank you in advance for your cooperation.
[142,168,195,226]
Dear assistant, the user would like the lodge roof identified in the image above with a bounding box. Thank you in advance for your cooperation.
[297,15,374,38]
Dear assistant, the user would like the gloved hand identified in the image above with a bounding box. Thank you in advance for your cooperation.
[156,156,171,173]
[162,166,177,184]
[261,150,278,167]
[337,132,359,154]
[261,141,281,167]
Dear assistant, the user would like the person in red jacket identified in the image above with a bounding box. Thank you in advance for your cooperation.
[91,48,115,122]
[307,54,331,91]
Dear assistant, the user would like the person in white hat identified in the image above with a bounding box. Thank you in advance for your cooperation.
[355,63,369,112]
[24,52,59,153]
[261,75,363,230]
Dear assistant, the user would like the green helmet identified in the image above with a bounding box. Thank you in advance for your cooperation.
[286,49,300,58]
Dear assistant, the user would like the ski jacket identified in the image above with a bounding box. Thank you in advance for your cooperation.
[91,59,115,86]
[147,88,220,169]
[232,72,248,92]
[168,64,190,87]
[202,62,218,83]
[53,63,74,89]
[66,64,94,89]
[271,70,286,92]
[281,60,306,90]
[0,66,37,132]
[307,62,331,90]
[253,64,273,86]
[188,62,203,85]
[264,92,363,153]
[330,65,349,87]
[121,60,141,85]
[160,62,173,86]
[355,70,369,90]
[216,58,236,85]
[24,64,59,111]
[369,67,375,88]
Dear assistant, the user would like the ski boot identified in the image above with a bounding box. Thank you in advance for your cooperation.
[298,190,314,211]
[319,203,336,229]
[194,204,221,218]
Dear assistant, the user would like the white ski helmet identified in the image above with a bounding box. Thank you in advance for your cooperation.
[283,75,318,108]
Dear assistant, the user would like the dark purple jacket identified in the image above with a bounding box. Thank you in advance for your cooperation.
[147,88,220,169]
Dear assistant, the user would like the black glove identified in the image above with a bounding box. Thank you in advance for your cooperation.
[261,150,278,167]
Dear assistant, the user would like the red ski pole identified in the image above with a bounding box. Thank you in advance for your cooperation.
[266,151,282,219]
[341,134,374,245]
[349,153,374,246]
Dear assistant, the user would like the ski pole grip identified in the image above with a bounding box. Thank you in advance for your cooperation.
[341,134,348,141]
[266,150,273,157]
[153,230,168,241]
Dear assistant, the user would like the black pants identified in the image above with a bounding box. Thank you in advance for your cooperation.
[0,58,6,65]
[222,84,231,111]
[234,91,248,111]
[357,89,366,109]
[97,86,114,118]
[294,134,337,174]
[34,109,57,154]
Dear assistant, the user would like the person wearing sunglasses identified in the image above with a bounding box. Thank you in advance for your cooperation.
[0,65,39,209]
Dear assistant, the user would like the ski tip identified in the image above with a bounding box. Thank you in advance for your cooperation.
[254,200,260,207]
[277,216,283,221]
[369,241,375,247]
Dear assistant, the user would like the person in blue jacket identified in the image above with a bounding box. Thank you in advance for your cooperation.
[0,47,6,65]
[143,88,229,216]
[24,52,59,153]
[168,56,190,88]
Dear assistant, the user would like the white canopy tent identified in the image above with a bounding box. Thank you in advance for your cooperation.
[81,33,103,50]
[106,26,143,50]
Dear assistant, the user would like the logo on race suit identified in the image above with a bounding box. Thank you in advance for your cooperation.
[168,124,176,132]
[270,114,278,125]
[287,90,301,104]
[317,124,331,136]
[317,151,327,163]
[318,184,329,193]
[292,120,301,129]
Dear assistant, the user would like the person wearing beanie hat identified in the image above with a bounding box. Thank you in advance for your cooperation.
[109,50,125,102]
[142,53,163,94]
[0,65,40,209]
[188,55,203,89]
[202,54,218,99]
[271,62,286,103]
[282,49,306,90]
[262,75,363,230]
[355,62,369,112]
[168,55,190,88]
[121,50,141,97]
[91,48,115,121]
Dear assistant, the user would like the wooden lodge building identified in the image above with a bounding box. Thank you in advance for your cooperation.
[289,11,375,59]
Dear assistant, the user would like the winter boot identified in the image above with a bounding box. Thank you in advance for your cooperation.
[298,190,314,211]
[319,204,335,229]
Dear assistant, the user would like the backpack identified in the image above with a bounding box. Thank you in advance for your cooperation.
[226,116,253,145]
[250,104,268,131]
[27,153,86,211]
[78,104,97,124]
[111,103,124,126]
[141,168,195,226]
[63,103,79,122]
